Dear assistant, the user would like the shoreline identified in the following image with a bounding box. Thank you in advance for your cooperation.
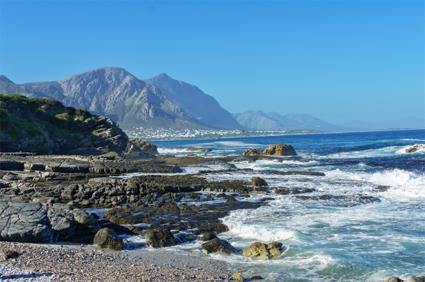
[0,241,233,281]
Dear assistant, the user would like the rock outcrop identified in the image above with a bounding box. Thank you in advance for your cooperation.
[0,202,53,243]
[251,176,268,187]
[201,238,236,254]
[0,94,128,155]
[242,241,286,259]
[93,228,124,250]
[243,144,297,157]
[144,228,177,248]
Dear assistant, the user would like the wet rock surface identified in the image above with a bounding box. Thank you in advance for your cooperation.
[93,228,124,250]
[242,241,286,260]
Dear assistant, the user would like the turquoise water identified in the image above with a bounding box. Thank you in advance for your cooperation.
[153,130,425,281]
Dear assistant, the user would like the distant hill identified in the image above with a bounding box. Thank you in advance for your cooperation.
[234,111,342,132]
[0,67,242,130]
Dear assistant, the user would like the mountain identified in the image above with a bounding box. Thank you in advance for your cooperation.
[146,74,242,130]
[234,111,341,132]
[0,67,241,130]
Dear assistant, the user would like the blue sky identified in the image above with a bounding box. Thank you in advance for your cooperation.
[0,0,424,125]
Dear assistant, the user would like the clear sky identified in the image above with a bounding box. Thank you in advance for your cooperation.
[0,0,424,125]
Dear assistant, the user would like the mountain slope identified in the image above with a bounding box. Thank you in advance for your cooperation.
[0,68,241,130]
[0,94,129,154]
[234,111,341,132]
[146,74,242,130]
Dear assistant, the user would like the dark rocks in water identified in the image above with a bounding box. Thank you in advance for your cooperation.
[202,237,236,254]
[243,149,261,157]
[243,144,297,157]
[295,194,381,207]
[242,241,286,260]
[275,187,316,195]
[262,144,297,156]
[104,189,261,237]
[251,176,268,187]
[0,202,53,243]
[144,228,177,248]
[403,144,425,154]
[199,231,217,241]
[93,228,124,250]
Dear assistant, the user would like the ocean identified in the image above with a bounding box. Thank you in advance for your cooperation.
[150,129,425,281]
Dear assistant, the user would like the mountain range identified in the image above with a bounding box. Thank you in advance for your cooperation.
[1,67,422,132]
[234,111,342,132]
[0,67,242,130]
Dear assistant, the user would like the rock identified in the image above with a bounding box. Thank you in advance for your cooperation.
[93,228,124,250]
[251,176,268,187]
[0,202,53,243]
[262,144,297,156]
[199,232,217,241]
[0,160,24,171]
[0,179,9,188]
[405,276,425,282]
[124,139,158,159]
[403,144,425,153]
[242,241,286,259]
[202,238,236,254]
[72,209,96,225]
[24,162,46,171]
[48,204,76,240]
[0,249,20,261]
[231,272,244,282]
[243,149,261,156]
[144,228,177,248]
[275,187,316,194]
[250,275,264,280]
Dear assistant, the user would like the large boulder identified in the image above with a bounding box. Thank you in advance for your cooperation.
[0,202,53,243]
[262,144,296,156]
[202,238,236,254]
[251,176,268,187]
[47,204,77,240]
[124,139,158,159]
[243,149,261,157]
[144,228,177,248]
[242,241,286,259]
[93,228,124,250]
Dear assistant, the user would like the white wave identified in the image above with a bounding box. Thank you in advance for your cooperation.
[396,144,425,154]
[401,138,425,142]
[233,159,318,171]
[325,146,402,159]
[214,141,261,147]
[222,207,296,242]
[326,169,425,200]
[157,147,191,155]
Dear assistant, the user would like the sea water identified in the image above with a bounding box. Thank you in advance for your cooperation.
[152,130,425,281]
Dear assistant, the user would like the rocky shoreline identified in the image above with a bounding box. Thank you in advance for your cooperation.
[0,108,422,282]
[0,143,305,281]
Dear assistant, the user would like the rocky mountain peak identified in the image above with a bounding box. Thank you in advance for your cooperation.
[0,75,14,84]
